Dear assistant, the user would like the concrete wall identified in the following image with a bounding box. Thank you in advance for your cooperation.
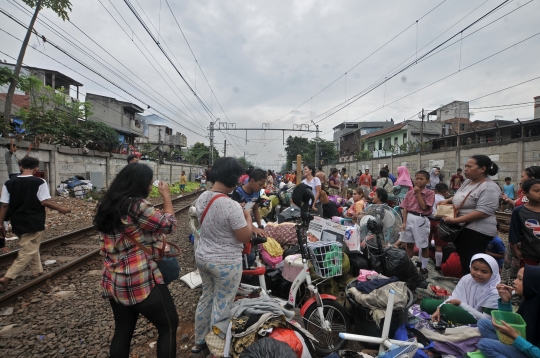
[0,138,206,196]
[325,137,540,188]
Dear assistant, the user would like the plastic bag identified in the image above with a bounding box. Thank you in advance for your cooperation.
[371,248,427,289]
[268,328,303,358]
[239,337,296,358]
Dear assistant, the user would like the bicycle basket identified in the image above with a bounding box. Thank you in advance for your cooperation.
[307,241,343,278]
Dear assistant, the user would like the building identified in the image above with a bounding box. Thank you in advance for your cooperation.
[535,96,540,119]
[336,120,395,161]
[360,120,442,158]
[0,62,83,117]
[428,101,470,136]
[136,123,187,151]
[85,93,144,148]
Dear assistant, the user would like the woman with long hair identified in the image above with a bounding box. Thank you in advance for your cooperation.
[94,163,178,358]
[328,168,340,196]
[345,187,366,221]
[192,158,253,353]
[438,155,501,275]
[302,165,322,215]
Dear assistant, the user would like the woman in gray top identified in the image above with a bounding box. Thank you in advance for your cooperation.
[438,155,501,275]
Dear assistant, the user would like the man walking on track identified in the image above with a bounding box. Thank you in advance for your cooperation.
[0,157,71,292]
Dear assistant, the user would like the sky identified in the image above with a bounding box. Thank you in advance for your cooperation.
[1,0,539,170]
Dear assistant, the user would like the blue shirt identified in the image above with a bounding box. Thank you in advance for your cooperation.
[231,186,260,204]
[486,236,506,268]
[504,183,515,199]
[388,173,397,184]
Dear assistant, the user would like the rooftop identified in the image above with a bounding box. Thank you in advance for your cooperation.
[360,123,407,141]
[1,63,83,87]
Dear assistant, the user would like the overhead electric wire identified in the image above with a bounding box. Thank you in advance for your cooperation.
[270,0,448,125]
[0,25,207,138]
[5,0,208,134]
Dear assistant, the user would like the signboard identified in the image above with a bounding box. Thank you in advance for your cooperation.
[307,216,348,243]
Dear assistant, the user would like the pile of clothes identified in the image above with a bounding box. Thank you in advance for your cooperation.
[56,176,93,198]
[206,297,316,358]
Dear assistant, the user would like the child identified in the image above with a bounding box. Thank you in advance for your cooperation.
[178,170,187,197]
[478,265,540,358]
[431,183,449,271]
[503,177,516,200]
[0,157,71,292]
[231,169,267,237]
[345,188,366,221]
[450,168,464,193]
[486,223,506,271]
[509,179,540,267]
[197,175,207,192]
[421,254,500,325]
[399,170,435,275]
[345,189,354,206]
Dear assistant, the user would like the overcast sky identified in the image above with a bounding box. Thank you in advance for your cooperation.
[1,0,539,168]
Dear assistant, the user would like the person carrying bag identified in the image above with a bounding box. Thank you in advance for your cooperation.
[94,163,179,358]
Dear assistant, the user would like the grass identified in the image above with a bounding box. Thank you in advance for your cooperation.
[149,181,200,198]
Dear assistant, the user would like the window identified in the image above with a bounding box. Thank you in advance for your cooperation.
[460,123,465,131]
[367,142,375,151]
[378,141,382,150]
[135,119,141,128]
[384,137,391,150]
[394,137,398,145]
[403,133,407,142]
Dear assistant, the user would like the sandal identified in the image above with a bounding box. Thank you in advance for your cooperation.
[191,342,207,353]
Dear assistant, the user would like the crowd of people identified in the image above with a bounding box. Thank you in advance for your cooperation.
[2,143,540,357]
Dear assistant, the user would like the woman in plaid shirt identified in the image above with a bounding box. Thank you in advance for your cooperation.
[94,163,178,358]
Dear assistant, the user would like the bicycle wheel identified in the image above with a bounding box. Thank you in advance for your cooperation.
[303,299,351,356]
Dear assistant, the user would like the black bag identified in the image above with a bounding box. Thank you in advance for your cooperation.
[437,220,468,243]
[158,250,181,285]
[372,247,427,289]
[277,205,301,223]
[240,337,296,358]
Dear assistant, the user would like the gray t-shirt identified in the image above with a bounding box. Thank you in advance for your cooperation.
[195,191,247,263]
[5,151,19,174]
[452,178,500,236]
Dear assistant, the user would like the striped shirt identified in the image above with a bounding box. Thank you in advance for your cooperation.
[100,199,177,305]
[4,151,19,174]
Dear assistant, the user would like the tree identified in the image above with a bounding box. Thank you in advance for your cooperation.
[284,136,337,170]
[3,0,73,125]
[236,157,253,169]
[185,142,219,165]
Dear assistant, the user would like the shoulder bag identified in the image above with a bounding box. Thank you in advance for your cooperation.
[437,179,486,242]
[126,233,182,285]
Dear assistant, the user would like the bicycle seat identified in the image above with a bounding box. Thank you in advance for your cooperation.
[251,235,267,245]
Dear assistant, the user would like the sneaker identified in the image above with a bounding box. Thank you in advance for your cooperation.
[435,266,442,273]
[420,268,429,277]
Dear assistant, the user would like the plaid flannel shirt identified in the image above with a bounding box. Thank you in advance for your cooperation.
[100,199,177,305]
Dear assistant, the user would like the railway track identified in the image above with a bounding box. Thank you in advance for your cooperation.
[495,210,511,232]
[0,191,202,306]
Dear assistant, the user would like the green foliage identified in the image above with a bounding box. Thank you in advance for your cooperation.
[66,120,121,151]
[284,136,337,170]
[185,142,219,165]
[236,157,253,169]
[0,67,41,96]
[355,150,372,160]
[149,181,199,198]
[22,0,73,21]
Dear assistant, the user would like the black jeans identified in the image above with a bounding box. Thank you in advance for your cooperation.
[109,284,179,358]
[455,227,492,275]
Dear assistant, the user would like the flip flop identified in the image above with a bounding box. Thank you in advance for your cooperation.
[191,342,207,353]
[0,278,10,293]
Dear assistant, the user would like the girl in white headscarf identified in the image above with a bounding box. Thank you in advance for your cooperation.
[428,167,440,190]
[420,254,500,325]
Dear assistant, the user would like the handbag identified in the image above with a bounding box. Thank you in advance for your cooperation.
[126,234,182,285]
[437,179,486,242]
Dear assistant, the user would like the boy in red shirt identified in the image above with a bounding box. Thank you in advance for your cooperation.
[450,168,464,192]
[400,170,435,275]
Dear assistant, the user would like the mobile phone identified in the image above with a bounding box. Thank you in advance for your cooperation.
[153,180,160,187]
[244,201,255,211]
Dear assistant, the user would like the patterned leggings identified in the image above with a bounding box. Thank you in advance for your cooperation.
[194,258,242,344]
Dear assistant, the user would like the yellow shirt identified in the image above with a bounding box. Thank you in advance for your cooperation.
[180,175,187,185]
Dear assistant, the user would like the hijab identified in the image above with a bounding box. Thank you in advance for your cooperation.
[518,265,540,346]
[429,168,440,187]
[395,166,413,189]
[449,254,500,311]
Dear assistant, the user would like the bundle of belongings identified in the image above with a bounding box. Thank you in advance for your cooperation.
[56,176,92,198]
[207,297,316,358]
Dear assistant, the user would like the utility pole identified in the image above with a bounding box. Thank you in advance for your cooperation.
[209,121,215,166]
[223,139,226,157]
[420,108,425,144]
[158,128,162,164]
[312,121,320,167]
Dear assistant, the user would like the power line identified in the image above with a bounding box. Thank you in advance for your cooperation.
[270,0,448,125]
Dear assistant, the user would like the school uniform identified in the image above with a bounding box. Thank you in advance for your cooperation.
[399,187,435,249]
